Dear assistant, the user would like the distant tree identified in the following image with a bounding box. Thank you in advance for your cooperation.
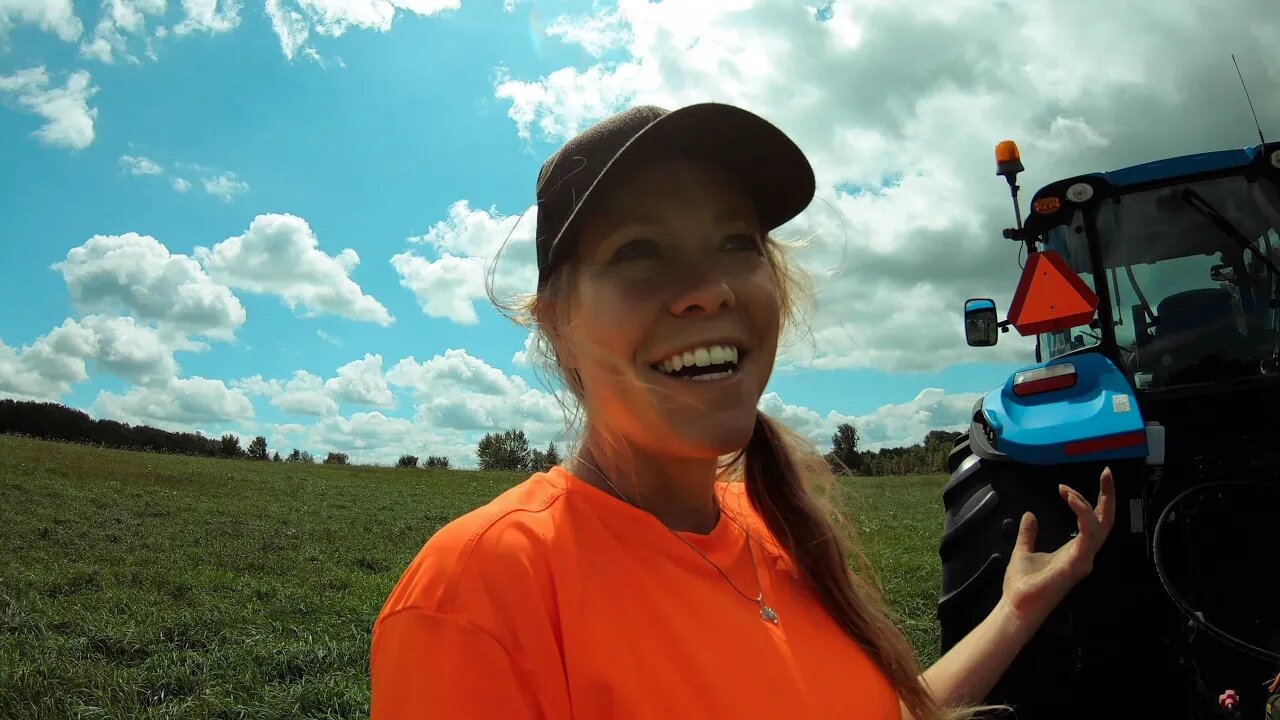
[299,451,317,464]
[476,429,532,471]
[220,434,243,458]
[397,454,419,469]
[285,448,302,463]
[528,448,547,473]
[526,441,561,473]
[830,423,861,474]
[271,451,282,462]
[323,452,350,465]
[247,436,269,461]
[424,455,450,469]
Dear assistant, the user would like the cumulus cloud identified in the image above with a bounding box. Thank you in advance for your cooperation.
[171,177,191,192]
[391,200,537,324]
[0,314,182,401]
[264,0,457,61]
[0,0,83,42]
[233,370,339,416]
[324,353,395,407]
[196,213,393,326]
[487,0,1280,373]
[0,67,98,150]
[387,348,564,436]
[758,387,979,453]
[201,171,249,201]
[54,232,247,339]
[93,376,254,429]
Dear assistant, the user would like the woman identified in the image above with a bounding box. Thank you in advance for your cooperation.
[370,103,1115,720]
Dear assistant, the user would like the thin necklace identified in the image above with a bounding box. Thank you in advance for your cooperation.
[572,454,780,625]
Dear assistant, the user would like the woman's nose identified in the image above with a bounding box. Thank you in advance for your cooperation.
[668,267,736,317]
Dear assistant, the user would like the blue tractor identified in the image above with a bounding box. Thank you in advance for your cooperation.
[941,139,1280,719]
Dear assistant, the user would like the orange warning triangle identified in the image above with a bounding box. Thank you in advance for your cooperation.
[1007,250,1099,336]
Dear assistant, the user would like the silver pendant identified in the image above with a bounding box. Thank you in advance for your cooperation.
[760,605,779,625]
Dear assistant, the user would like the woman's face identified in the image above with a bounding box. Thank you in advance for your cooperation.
[559,159,781,461]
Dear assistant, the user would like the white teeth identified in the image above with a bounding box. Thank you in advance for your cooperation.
[690,370,733,381]
[655,344,743,375]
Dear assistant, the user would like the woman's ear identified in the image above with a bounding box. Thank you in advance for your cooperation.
[540,300,578,370]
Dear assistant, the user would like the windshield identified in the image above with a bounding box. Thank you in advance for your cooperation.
[1098,174,1280,389]
[1038,209,1102,360]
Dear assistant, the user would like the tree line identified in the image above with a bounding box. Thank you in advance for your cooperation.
[3,399,961,476]
[0,399,448,469]
[825,422,961,476]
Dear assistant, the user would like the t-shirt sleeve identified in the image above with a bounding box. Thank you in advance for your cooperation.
[370,501,571,720]
[370,607,545,720]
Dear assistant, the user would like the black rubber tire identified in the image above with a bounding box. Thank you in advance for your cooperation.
[938,440,1087,718]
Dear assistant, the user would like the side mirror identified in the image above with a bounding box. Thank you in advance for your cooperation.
[964,298,1000,347]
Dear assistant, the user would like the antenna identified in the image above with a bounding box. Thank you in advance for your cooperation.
[1232,54,1267,147]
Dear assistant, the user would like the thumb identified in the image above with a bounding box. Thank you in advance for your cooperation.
[1015,511,1038,554]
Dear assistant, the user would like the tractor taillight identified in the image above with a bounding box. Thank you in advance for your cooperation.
[1013,363,1077,396]
[1064,430,1146,457]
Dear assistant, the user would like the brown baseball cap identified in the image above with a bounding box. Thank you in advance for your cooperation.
[534,102,816,291]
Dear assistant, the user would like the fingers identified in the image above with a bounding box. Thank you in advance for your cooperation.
[1014,511,1038,554]
[1060,483,1101,539]
[1096,466,1116,534]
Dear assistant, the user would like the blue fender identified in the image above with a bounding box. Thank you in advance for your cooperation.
[979,352,1148,465]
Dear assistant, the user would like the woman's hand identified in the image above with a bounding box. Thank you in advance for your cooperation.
[1000,466,1117,626]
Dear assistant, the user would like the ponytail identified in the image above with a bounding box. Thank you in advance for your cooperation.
[739,412,959,720]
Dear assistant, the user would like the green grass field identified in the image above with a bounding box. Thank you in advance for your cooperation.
[0,434,948,719]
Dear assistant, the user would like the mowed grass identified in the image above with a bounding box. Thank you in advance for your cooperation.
[0,434,948,719]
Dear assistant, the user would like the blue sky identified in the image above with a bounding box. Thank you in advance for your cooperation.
[3,0,1273,464]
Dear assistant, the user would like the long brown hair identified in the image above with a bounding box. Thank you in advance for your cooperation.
[490,230,975,720]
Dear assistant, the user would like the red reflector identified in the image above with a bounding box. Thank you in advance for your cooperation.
[1012,373,1076,396]
[1064,431,1146,457]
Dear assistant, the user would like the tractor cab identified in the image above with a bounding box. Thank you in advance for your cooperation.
[965,141,1280,393]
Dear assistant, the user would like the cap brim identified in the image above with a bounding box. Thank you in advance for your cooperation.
[548,103,815,270]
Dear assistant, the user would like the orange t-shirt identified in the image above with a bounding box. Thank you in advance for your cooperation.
[370,467,900,719]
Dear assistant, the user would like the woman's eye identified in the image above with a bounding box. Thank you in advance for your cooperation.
[611,238,660,262]
[723,233,762,253]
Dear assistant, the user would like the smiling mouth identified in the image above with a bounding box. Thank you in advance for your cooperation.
[648,344,745,382]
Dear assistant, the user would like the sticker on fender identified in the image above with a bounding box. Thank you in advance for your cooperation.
[1112,394,1131,413]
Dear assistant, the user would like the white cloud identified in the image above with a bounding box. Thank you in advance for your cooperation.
[387,348,563,436]
[233,370,339,416]
[195,213,394,326]
[171,177,191,192]
[316,329,342,346]
[53,232,247,340]
[264,0,456,61]
[0,314,182,401]
[391,200,537,325]
[0,67,98,150]
[119,154,163,175]
[93,376,254,428]
[0,0,83,42]
[79,0,166,64]
[512,330,537,367]
[201,171,249,201]
[171,0,239,35]
[324,353,395,407]
[544,8,629,57]
[758,387,979,453]
[488,0,1280,373]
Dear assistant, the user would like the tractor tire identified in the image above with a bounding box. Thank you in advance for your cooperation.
[938,440,1088,718]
